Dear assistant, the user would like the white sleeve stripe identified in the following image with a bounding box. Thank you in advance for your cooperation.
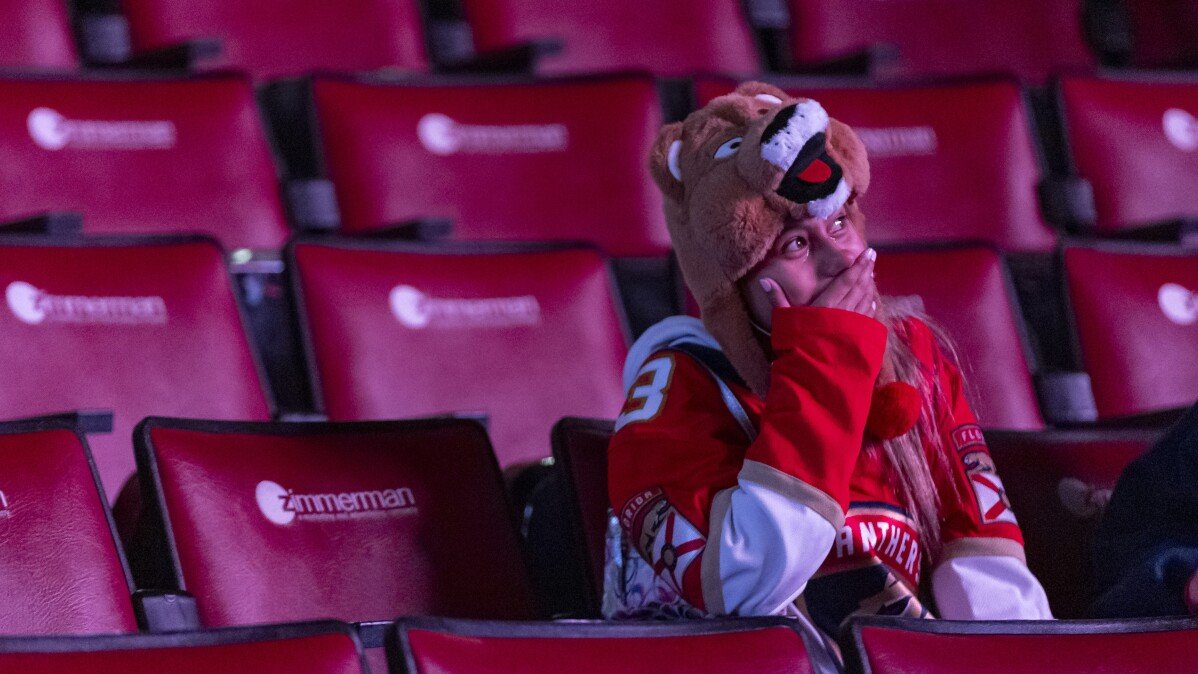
[931,555,1054,620]
[938,537,1027,565]
[700,487,734,615]
[740,459,845,530]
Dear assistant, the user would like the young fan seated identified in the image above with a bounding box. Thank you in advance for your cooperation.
[605,83,1052,670]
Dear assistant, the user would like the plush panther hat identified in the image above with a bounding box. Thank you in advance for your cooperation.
[649,81,871,397]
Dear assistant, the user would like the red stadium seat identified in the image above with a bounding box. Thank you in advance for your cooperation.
[119,0,427,78]
[290,240,627,469]
[306,74,669,257]
[694,77,1056,251]
[0,237,272,495]
[132,416,536,626]
[1056,75,1198,236]
[390,617,819,674]
[0,0,77,68]
[1063,243,1198,420]
[0,75,290,252]
[845,616,1198,674]
[0,416,137,634]
[783,0,1094,83]
[874,246,1044,429]
[548,417,614,614]
[455,0,759,76]
[0,621,366,673]
[986,428,1162,618]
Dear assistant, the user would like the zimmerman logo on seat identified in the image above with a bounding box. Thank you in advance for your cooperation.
[1164,109,1198,152]
[27,107,177,151]
[417,113,568,155]
[854,126,938,158]
[6,281,168,326]
[255,480,417,526]
[1159,283,1197,326]
[390,285,541,329]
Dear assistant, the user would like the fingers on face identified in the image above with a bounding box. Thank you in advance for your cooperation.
[759,277,792,309]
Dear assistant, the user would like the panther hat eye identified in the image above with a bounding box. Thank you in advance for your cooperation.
[714,137,743,159]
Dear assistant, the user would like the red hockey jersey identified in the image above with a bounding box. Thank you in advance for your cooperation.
[607,306,1050,638]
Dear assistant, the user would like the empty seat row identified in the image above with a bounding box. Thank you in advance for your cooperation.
[0,235,1191,500]
[11,0,1198,79]
[1,72,1195,258]
[1,409,1183,655]
[1,612,1194,673]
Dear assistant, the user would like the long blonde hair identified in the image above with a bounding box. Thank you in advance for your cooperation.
[873,299,969,561]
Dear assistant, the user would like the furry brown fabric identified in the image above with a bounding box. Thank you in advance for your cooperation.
[649,82,871,395]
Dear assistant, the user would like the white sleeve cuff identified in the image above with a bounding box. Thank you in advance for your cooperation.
[932,554,1054,620]
[703,478,837,616]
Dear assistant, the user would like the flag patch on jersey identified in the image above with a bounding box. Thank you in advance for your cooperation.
[961,450,1018,526]
[645,505,706,596]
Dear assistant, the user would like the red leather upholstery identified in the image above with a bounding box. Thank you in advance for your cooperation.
[121,0,426,78]
[875,246,1044,429]
[785,0,1093,83]
[0,0,76,68]
[694,77,1055,251]
[852,617,1198,674]
[1064,244,1198,420]
[291,241,627,468]
[395,618,815,674]
[458,0,758,76]
[1122,1,1198,69]
[1058,76,1198,234]
[310,75,669,256]
[0,238,272,495]
[987,429,1161,618]
[551,418,614,603]
[138,417,536,625]
[0,76,289,251]
[0,621,366,673]
[0,422,136,634]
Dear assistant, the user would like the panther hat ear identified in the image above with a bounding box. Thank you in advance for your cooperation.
[648,121,685,204]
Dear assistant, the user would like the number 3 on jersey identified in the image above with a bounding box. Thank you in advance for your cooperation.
[615,355,675,431]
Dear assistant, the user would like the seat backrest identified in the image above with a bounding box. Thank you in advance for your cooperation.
[0,417,137,634]
[291,240,627,468]
[457,0,758,76]
[986,428,1161,618]
[0,75,289,251]
[847,616,1198,674]
[550,417,614,609]
[0,0,76,68]
[875,246,1044,429]
[1057,75,1198,235]
[120,0,426,78]
[1063,243,1198,420]
[309,74,670,257]
[785,0,1093,83]
[1122,1,1198,69]
[0,621,366,673]
[0,237,272,495]
[137,417,536,626]
[694,77,1055,251]
[392,618,817,674]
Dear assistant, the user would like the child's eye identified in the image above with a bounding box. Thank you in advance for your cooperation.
[829,217,847,234]
[783,236,808,254]
[714,137,743,159]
